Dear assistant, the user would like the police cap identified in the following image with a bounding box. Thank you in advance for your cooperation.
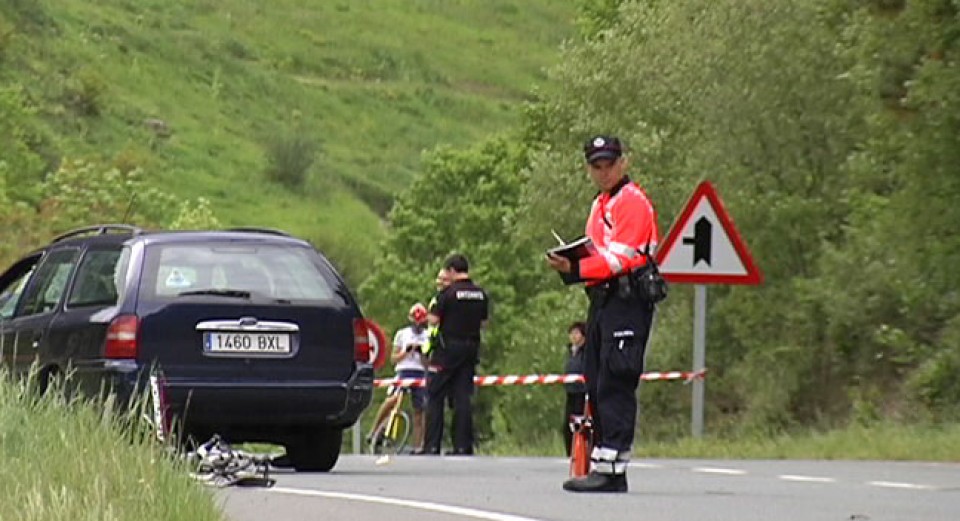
[584,135,623,163]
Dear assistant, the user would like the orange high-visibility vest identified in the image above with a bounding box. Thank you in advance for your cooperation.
[579,177,660,283]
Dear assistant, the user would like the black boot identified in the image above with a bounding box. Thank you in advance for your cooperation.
[562,471,628,493]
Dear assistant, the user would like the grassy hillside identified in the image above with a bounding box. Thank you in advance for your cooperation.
[0,0,574,283]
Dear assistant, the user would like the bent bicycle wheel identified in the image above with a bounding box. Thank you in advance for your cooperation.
[374,411,411,455]
[383,411,413,454]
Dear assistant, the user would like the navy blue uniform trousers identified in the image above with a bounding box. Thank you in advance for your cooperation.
[424,339,478,453]
[584,291,654,451]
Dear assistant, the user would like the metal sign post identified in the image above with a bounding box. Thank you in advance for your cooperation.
[655,181,763,438]
[692,284,707,438]
[352,422,362,454]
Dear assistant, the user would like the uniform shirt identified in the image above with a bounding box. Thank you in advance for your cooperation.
[578,176,660,283]
[434,278,489,342]
[393,325,429,371]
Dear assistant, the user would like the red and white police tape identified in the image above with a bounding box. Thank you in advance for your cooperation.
[373,370,706,388]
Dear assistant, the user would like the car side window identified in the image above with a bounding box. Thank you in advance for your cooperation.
[16,249,80,317]
[0,267,37,320]
[67,248,123,308]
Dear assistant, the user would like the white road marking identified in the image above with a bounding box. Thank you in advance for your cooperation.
[553,459,663,469]
[692,467,747,475]
[867,481,936,490]
[270,487,546,521]
[778,474,836,483]
[631,462,664,469]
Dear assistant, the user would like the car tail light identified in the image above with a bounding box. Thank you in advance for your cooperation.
[105,314,140,359]
[353,318,371,363]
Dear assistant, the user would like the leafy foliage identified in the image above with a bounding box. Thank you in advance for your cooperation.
[365,0,960,451]
[0,85,47,204]
[360,135,532,442]
[0,157,221,267]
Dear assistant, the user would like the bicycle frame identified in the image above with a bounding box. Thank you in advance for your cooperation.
[370,384,413,455]
[384,386,407,437]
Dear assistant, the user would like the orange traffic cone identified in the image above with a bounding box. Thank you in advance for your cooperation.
[568,400,593,477]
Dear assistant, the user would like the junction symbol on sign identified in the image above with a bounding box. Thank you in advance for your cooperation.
[655,181,762,285]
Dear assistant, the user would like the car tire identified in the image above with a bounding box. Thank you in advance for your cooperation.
[287,427,343,472]
[35,366,63,397]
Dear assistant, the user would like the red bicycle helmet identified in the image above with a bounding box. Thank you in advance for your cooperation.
[408,302,428,324]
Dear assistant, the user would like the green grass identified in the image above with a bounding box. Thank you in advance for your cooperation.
[483,423,960,461]
[0,0,575,283]
[642,423,960,461]
[0,372,221,521]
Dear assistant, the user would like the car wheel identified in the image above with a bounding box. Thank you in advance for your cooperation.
[287,427,342,472]
[35,366,63,397]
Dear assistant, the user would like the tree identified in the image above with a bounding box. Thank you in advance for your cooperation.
[359,135,531,445]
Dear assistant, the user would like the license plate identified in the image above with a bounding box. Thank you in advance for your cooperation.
[203,332,291,355]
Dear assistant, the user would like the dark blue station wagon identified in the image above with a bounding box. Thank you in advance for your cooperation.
[0,225,374,471]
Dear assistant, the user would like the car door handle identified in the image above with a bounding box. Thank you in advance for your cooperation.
[32,334,41,349]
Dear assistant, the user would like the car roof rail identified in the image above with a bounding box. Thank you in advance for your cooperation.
[51,224,144,244]
[224,227,293,237]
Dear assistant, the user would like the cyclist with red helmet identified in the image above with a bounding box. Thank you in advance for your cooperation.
[366,302,431,452]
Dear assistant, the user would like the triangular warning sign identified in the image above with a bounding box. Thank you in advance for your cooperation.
[165,268,192,288]
[655,181,762,285]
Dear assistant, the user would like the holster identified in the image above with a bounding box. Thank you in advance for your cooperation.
[586,258,668,306]
[585,283,613,304]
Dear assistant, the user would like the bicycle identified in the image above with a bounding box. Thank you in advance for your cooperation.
[186,434,275,488]
[368,383,413,455]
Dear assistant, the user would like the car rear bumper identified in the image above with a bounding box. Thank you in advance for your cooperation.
[77,360,374,430]
[164,368,374,428]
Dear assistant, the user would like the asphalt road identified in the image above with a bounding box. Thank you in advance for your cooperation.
[218,455,960,521]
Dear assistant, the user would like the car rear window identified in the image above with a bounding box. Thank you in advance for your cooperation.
[142,242,336,301]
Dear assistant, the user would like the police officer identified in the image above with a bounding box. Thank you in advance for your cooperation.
[421,253,489,455]
[547,135,660,493]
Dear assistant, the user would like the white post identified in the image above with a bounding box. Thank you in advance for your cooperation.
[352,420,362,454]
[692,284,707,438]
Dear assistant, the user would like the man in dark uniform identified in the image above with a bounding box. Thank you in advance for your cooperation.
[421,253,489,455]
[547,135,660,493]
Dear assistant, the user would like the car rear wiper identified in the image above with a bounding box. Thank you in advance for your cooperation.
[178,289,252,299]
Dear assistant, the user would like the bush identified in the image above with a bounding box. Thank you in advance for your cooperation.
[905,315,960,420]
[63,68,107,117]
[38,159,220,232]
[0,85,46,203]
[339,175,394,217]
[264,131,317,189]
[0,14,13,61]
[170,197,221,230]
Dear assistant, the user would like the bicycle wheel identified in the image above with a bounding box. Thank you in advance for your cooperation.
[370,410,411,455]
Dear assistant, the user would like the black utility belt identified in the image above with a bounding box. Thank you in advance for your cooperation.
[585,276,626,301]
[585,265,667,305]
